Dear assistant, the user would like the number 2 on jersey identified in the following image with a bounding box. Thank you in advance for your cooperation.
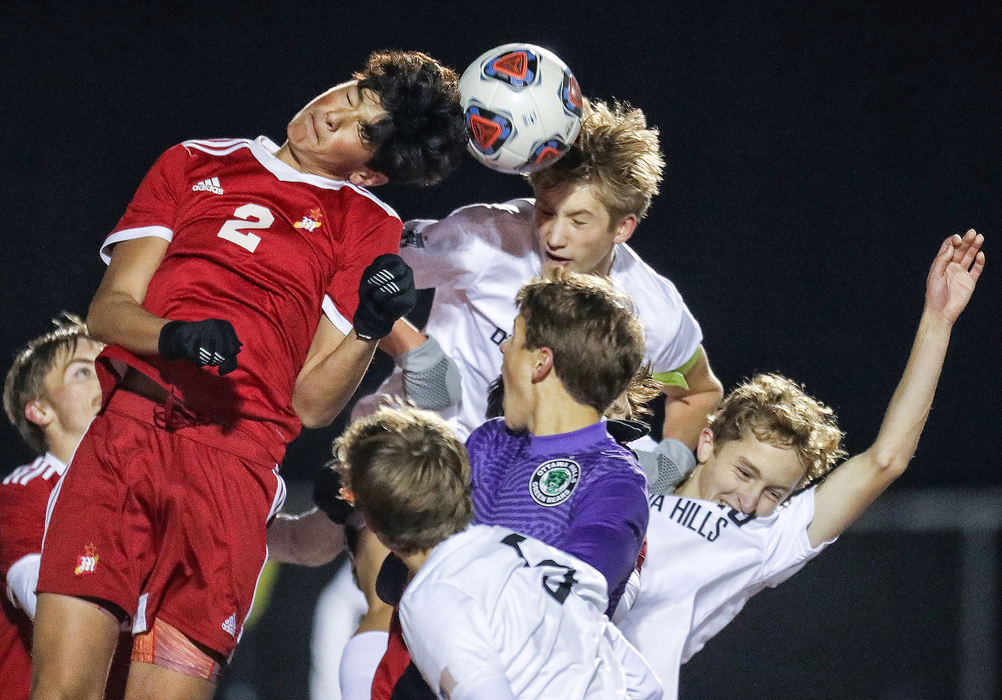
[216,203,274,253]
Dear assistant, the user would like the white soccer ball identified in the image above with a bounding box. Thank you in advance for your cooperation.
[459,43,583,174]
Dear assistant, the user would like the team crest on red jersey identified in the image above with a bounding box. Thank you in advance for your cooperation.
[74,543,99,575]
[293,208,324,232]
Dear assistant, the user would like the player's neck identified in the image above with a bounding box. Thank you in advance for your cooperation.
[593,248,617,277]
[398,548,431,575]
[45,429,82,465]
[526,385,602,436]
[673,466,703,499]
[274,142,305,173]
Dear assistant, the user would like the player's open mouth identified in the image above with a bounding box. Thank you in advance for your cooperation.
[545,252,571,264]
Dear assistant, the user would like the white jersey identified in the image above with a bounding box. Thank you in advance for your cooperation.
[400,525,662,700]
[617,489,834,699]
[391,198,703,438]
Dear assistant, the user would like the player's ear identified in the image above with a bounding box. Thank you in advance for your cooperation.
[24,398,54,428]
[349,171,389,187]
[612,213,638,245]
[695,427,715,463]
[531,347,553,383]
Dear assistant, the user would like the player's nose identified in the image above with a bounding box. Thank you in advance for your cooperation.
[737,490,760,514]
[546,220,569,248]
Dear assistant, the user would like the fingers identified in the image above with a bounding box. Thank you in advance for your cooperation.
[931,236,954,276]
[969,251,986,285]
[956,229,984,270]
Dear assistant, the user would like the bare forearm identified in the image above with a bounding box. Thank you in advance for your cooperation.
[377,317,426,358]
[87,236,171,354]
[868,309,953,474]
[293,331,378,428]
[662,386,722,449]
[87,288,168,355]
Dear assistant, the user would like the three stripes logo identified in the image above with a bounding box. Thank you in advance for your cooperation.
[367,268,402,295]
[192,177,224,195]
[221,612,238,638]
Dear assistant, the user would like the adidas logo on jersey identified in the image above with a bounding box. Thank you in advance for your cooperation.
[221,612,238,638]
[192,177,224,195]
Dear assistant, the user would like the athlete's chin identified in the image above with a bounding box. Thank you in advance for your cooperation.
[542,259,573,273]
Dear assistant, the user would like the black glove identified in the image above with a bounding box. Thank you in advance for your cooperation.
[158,319,242,375]
[312,461,355,525]
[353,254,416,340]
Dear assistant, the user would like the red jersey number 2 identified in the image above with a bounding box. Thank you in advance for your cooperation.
[216,203,274,253]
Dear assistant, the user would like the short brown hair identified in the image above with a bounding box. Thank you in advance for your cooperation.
[334,404,472,554]
[516,268,646,415]
[708,374,846,488]
[355,50,466,186]
[3,313,94,455]
[528,99,664,222]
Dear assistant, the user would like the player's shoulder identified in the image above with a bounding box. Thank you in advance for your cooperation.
[612,243,688,302]
[1,455,65,488]
[443,198,533,230]
[179,137,255,158]
[468,417,511,443]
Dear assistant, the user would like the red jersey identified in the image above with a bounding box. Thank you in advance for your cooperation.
[100,137,402,462]
[0,454,66,700]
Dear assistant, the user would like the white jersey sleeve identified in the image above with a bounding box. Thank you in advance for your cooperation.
[610,245,703,381]
[6,553,41,618]
[399,201,526,291]
[400,581,511,698]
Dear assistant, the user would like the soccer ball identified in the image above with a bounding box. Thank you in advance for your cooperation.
[459,43,583,174]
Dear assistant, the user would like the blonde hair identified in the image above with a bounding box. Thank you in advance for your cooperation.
[334,404,471,554]
[3,313,93,455]
[529,99,665,222]
[708,373,846,488]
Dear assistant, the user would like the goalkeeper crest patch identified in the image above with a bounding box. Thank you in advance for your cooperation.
[529,458,581,507]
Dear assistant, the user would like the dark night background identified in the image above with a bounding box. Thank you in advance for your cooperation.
[1,2,999,698]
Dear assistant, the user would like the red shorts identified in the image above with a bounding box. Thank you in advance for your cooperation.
[38,389,286,659]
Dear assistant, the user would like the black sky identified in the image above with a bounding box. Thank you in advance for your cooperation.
[1,2,999,485]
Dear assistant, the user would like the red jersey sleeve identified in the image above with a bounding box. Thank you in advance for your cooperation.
[101,144,190,261]
[326,198,403,322]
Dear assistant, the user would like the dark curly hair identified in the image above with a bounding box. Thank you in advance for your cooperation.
[355,50,466,186]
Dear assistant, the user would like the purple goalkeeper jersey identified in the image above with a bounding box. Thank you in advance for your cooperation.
[467,418,649,610]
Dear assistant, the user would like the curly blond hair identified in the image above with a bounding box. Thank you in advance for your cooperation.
[528,99,665,222]
[708,373,846,488]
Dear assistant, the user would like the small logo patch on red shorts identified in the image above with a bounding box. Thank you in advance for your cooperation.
[74,543,99,575]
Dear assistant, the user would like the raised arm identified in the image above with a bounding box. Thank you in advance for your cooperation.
[293,254,416,428]
[808,231,985,547]
[661,346,724,448]
[639,346,723,487]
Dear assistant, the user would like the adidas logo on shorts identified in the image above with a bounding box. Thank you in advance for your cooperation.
[221,612,238,638]
[192,177,224,195]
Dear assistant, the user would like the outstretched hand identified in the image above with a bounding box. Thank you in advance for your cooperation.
[926,229,985,324]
